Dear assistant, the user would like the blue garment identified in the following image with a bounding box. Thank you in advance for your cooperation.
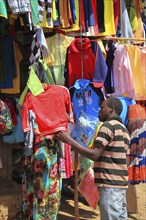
[93,43,108,84]
[69,79,105,119]
[99,187,127,220]
[83,0,95,32]
[0,36,16,88]
[104,41,117,94]
[117,96,136,126]
[70,0,76,24]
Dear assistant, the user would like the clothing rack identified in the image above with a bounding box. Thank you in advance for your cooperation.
[96,36,146,42]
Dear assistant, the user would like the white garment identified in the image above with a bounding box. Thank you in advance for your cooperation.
[120,0,134,39]
[7,0,31,13]
[29,26,49,64]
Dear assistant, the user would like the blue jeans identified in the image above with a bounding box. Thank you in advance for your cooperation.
[98,187,127,220]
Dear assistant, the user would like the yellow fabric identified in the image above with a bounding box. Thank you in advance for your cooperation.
[98,0,116,36]
[52,65,65,85]
[133,0,144,43]
[52,0,57,21]
[125,45,146,100]
[129,6,138,32]
[39,8,53,28]
[0,42,22,94]
[45,33,74,66]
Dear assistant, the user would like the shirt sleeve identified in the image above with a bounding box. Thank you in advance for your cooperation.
[64,87,74,124]
[22,93,32,132]
[93,44,108,85]
[95,122,114,147]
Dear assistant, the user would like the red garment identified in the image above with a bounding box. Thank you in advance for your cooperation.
[22,85,74,135]
[78,167,100,209]
[113,0,120,31]
[65,38,96,87]
[64,38,107,88]
[79,0,85,31]
[91,0,98,35]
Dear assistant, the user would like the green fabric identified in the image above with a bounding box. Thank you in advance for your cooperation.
[19,59,55,106]
[27,65,44,95]
[53,65,65,85]
[38,59,55,85]
[30,0,39,25]
[0,0,8,19]
[19,65,44,106]
[129,6,138,32]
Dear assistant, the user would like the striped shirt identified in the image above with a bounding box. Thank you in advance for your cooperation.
[94,117,130,188]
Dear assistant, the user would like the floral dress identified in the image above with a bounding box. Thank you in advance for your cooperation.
[22,123,62,220]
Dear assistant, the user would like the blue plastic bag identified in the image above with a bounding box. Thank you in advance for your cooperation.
[71,111,99,147]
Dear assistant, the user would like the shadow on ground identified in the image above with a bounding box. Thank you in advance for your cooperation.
[58,185,99,220]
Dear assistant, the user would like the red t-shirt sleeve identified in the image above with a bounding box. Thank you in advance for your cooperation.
[22,93,32,132]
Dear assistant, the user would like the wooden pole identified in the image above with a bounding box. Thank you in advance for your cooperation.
[74,151,79,220]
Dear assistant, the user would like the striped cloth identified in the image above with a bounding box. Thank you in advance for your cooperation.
[29,26,49,64]
[38,0,52,26]
[94,117,130,188]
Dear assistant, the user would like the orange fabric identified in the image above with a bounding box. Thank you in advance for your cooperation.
[125,45,146,100]
[133,0,144,43]
[59,0,73,28]
[128,166,146,182]
[128,104,146,120]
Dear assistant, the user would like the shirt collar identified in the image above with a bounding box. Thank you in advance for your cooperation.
[107,116,123,124]
[74,79,90,90]
[69,38,91,53]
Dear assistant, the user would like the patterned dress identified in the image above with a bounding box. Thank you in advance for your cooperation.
[22,123,62,220]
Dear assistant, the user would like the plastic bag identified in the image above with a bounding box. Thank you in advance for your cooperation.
[78,167,100,209]
[71,111,99,147]
[0,100,13,135]
[79,155,94,180]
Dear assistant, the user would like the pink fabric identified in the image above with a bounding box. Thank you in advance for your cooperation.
[112,44,135,98]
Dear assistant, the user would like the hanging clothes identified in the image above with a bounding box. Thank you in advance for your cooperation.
[69,79,105,120]
[22,84,74,135]
[112,43,135,98]
[29,26,49,64]
[98,0,116,36]
[59,0,73,28]
[0,0,8,19]
[0,41,22,94]
[0,36,17,89]
[125,44,146,100]
[127,104,146,184]
[22,120,62,220]
[104,41,117,94]
[38,0,53,26]
[120,0,134,39]
[64,38,107,88]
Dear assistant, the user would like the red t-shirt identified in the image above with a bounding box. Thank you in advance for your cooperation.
[22,85,74,135]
